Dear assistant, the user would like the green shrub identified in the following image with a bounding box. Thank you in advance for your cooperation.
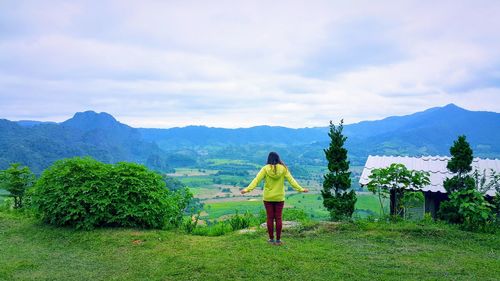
[32,157,191,230]
[191,221,232,236]
[183,213,200,234]
[452,188,495,232]
[228,211,252,231]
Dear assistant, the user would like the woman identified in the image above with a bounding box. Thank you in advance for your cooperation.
[241,152,308,245]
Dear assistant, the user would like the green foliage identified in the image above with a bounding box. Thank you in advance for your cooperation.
[448,188,495,232]
[444,175,476,193]
[32,157,191,230]
[447,135,473,176]
[228,211,252,231]
[366,163,430,217]
[321,120,357,221]
[0,163,35,209]
[440,135,497,231]
[0,198,14,212]
[146,154,174,173]
[182,212,200,234]
[282,208,308,222]
[191,221,233,236]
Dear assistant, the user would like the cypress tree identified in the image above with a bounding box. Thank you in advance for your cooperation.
[321,120,357,220]
[444,135,475,193]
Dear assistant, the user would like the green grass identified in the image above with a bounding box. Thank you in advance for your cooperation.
[202,193,389,221]
[177,176,214,188]
[1,212,499,280]
[203,200,262,219]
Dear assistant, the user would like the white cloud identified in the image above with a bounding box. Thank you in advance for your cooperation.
[1,0,500,127]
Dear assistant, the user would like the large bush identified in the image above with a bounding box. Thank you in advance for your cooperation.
[32,157,191,229]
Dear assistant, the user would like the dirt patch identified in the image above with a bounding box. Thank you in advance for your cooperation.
[238,227,257,234]
[260,221,301,229]
[132,239,144,245]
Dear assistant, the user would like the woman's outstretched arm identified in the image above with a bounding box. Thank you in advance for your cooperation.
[241,167,266,194]
[285,170,309,192]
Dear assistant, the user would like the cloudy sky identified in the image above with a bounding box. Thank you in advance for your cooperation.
[1,1,499,128]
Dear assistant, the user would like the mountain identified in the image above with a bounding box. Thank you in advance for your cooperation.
[0,111,171,173]
[16,120,57,127]
[1,104,499,172]
[342,104,500,159]
[138,125,327,149]
[137,104,500,165]
[139,104,500,157]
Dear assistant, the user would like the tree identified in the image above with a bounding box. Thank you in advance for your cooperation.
[0,163,35,209]
[439,135,495,230]
[321,120,357,221]
[444,135,474,193]
[366,163,430,217]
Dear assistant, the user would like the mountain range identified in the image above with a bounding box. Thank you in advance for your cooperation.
[0,104,498,172]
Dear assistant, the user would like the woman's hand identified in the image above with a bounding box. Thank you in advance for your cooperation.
[240,189,248,194]
[302,188,309,193]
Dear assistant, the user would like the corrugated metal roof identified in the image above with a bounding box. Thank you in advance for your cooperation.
[359,155,500,196]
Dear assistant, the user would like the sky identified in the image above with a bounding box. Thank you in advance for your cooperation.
[1,0,499,128]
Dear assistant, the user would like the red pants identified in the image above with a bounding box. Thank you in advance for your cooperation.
[264,201,284,240]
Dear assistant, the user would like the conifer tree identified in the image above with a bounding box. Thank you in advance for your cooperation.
[321,120,357,220]
[444,135,474,193]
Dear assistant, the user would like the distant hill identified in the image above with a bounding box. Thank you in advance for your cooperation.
[138,125,327,149]
[16,120,57,127]
[1,104,499,172]
[0,111,171,173]
[342,104,500,160]
[139,104,500,160]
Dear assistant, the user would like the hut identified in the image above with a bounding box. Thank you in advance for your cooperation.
[359,155,500,218]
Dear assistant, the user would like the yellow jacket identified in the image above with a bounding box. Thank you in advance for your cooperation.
[244,164,305,202]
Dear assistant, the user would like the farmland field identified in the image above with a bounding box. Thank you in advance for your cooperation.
[200,193,388,221]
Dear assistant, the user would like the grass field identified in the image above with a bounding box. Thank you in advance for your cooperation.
[1,212,499,280]
[205,158,260,168]
[202,193,388,220]
[167,168,218,177]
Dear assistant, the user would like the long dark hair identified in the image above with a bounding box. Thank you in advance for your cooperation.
[266,152,287,172]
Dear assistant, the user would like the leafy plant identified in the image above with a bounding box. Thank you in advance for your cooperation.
[191,221,232,236]
[321,120,357,221]
[228,211,252,231]
[32,157,191,230]
[0,163,35,209]
[366,163,430,217]
[449,188,495,231]
[183,212,200,234]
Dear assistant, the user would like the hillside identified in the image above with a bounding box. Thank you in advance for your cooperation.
[0,111,170,173]
[0,104,499,171]
[138,104,500,165]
